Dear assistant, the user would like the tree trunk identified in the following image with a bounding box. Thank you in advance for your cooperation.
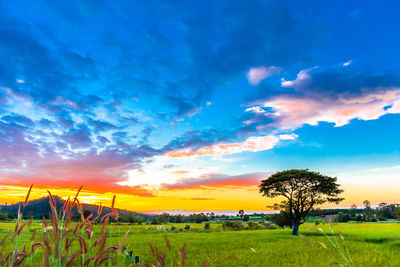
[291,221,300,235]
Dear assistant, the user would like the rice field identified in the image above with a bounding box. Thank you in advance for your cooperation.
[0,221,398,266]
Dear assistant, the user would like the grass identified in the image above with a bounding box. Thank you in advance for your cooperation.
[0,221,398,266]
[0,187,398,266]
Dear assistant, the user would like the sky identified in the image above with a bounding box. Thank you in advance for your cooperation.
[1,0,400,213]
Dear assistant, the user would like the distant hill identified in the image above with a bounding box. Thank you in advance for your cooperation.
[0,196,149,219]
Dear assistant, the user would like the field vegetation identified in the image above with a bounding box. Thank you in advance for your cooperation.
[0,184,398,266]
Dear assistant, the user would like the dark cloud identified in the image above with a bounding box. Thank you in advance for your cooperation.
[1,0,320,120]
[1,114,34,127]
[305,68,400,96]
[88,118,118,132]
[63,124,92,148]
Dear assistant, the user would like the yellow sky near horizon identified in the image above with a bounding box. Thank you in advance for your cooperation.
[0,183,398,213]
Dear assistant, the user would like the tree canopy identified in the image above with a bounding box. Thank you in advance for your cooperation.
[259,169,344,235]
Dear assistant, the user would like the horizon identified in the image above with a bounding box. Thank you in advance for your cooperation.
[0,192,376,216]
[1,1,400,212]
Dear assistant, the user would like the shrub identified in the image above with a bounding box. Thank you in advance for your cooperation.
[395,207,400,220]
[269,212,292,228]
[184,224,190,231]
[246,221,263,230]
[315,219,321,225]
[222,221,243,231]
[334,212,350,222]
[263,223,277,230]
[204,222,211,230]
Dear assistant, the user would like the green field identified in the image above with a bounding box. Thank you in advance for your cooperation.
[0,221,399,266]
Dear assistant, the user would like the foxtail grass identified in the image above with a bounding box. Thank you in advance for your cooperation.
[0,185,211,267]
[301,221,354,267]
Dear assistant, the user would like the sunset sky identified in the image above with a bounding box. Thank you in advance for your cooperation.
[1,0,400,213]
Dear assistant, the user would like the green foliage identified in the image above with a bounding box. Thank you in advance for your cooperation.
[204,222,211,230]
[246,222,264,230]
[222,221,243,231]
[375,203,397,221]
[259,169,344,235]
[269,211,293,228]
[148,213,209,225]
[238,209,244,218]
[334,212,351,222]
[0,220,399,266]
[395,206,400,220]
[363,200,375,222]
[184,224,190,231]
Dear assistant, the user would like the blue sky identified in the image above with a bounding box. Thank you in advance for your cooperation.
[0,0,399,210]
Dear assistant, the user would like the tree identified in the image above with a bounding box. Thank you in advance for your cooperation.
[269,211,293,228]
[334,212,350,222]
[238,209,244,218]
[259,169,344,235]
[376,203,396,220]
[349,204,357,218]
[363,200,374,222]
[395,206,400,220]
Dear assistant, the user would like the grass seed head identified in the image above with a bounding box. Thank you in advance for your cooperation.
[24,184,33,207]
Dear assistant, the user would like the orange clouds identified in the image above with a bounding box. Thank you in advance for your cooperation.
[2,177,154,197]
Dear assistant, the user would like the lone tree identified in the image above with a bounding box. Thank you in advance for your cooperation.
[238,209,244,218]
[259,169,344,235]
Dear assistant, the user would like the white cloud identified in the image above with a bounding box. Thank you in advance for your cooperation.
[246,66,281,85]
[342,60,352,66]
[167,135,281,158]
[119,155,220,187]
[279,133,298,140]
[245,106,265,113]
[246,87,400,129]
[280,66,318,89]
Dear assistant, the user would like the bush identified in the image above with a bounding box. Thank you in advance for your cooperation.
[246,221,263,230]
[222,221,243,231]
[334,212,350,222]
[269,212,292,228]
[204,222,211,230]
[263,223,277,230]
[315,219,321,225]
[184,224,190,231]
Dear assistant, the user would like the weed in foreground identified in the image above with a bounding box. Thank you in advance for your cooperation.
[300,221,353,267]
[0,185,210,267]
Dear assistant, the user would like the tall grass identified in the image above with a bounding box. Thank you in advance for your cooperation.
[0,186,209,267]
[301,221,353,267]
